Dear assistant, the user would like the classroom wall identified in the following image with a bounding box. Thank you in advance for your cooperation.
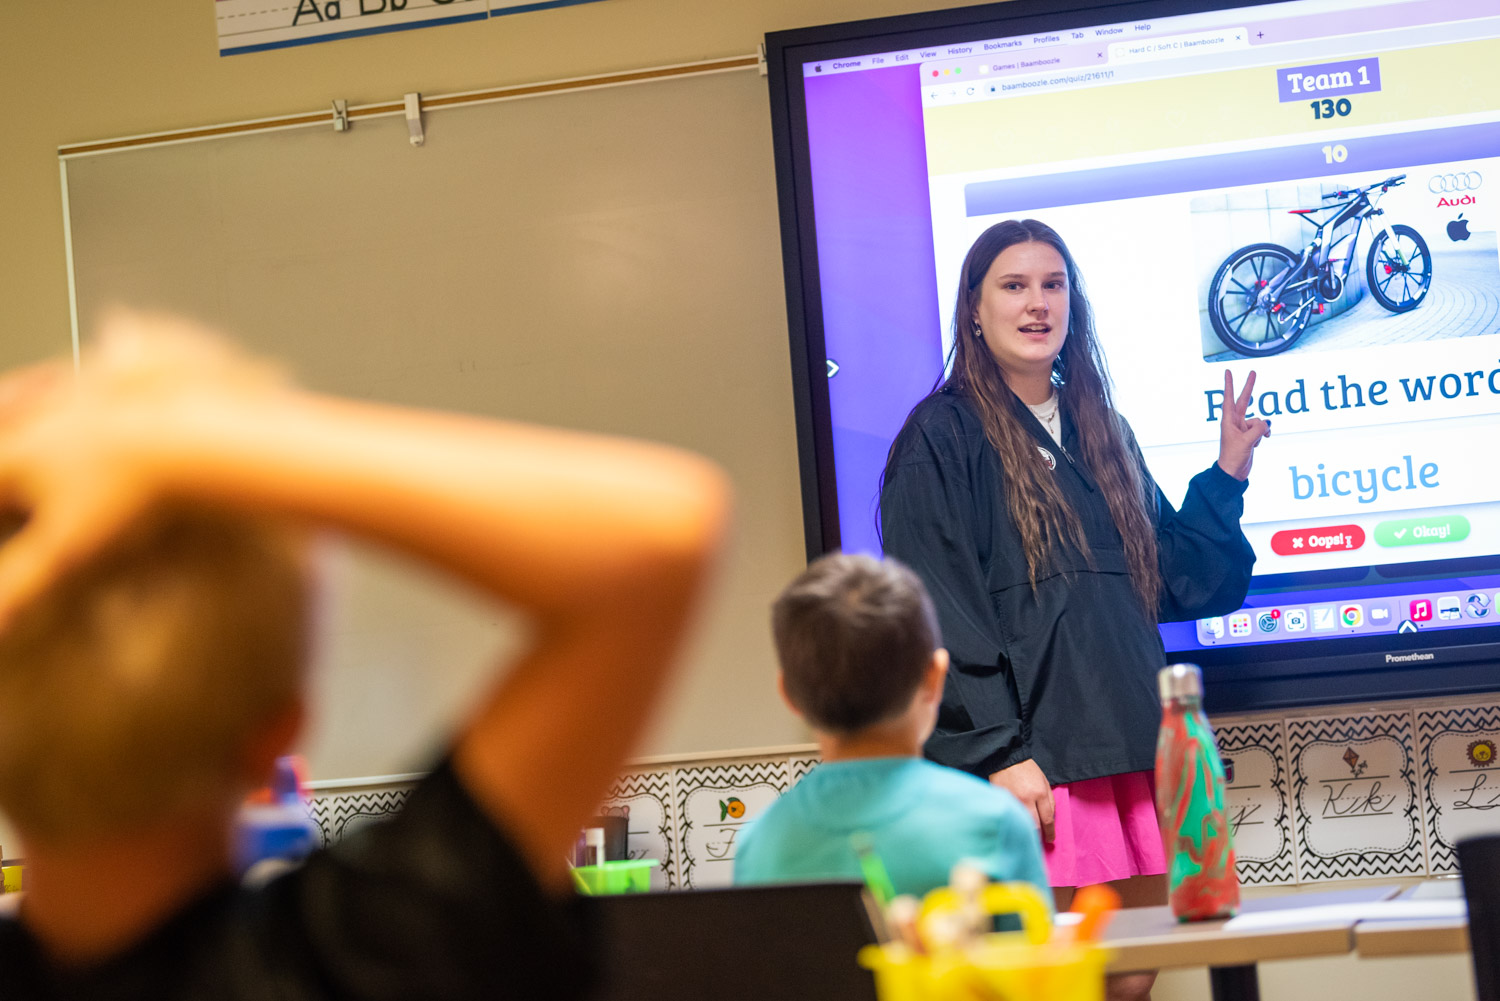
[0,0,958,367]
[0,0,965,836]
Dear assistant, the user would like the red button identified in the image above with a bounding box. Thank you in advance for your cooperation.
[1270,525,1365,556]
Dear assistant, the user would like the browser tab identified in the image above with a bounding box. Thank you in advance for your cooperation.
[1108,27,1248,63]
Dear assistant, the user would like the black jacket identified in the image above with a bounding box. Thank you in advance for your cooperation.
[880,389,1254,786]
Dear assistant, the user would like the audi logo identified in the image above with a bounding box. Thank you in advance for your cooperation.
[1429,172,1483,193]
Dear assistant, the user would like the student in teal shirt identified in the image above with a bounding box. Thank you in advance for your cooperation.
[734,554,1048,901]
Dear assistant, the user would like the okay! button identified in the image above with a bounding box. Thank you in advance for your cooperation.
[1374,515,1471,547]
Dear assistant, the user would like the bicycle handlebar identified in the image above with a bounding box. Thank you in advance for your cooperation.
[1320,174,1407,200]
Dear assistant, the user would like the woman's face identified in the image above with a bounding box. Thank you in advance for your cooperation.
[971,241,1071,386]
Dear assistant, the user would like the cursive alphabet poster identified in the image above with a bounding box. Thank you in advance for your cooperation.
[1287,712,1427,881]
[674,760,789,888]
[604,768,678,889]
[1216,720,1296,885]
[1417,703,1500,874]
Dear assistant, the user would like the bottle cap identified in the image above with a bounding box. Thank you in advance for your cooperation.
[1158,662,1203,702]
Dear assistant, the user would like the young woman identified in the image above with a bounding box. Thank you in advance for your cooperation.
[880,220,1267,993]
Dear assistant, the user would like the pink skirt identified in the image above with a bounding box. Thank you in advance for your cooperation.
[1043,770,1165,887]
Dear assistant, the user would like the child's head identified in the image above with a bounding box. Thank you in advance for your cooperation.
[0,505,309,847]
[771,553,944,737]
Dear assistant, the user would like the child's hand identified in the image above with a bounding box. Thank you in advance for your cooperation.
[0,313,283,626]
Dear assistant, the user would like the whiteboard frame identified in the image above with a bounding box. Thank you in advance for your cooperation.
[56,53,760,383]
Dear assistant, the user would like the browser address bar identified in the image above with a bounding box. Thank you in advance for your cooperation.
[1109,27,1249,63]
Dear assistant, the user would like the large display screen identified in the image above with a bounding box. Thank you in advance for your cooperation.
[766,0,1500,711]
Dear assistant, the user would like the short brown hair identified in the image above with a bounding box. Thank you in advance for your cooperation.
[772,553,940,734]
[0,505,309,845]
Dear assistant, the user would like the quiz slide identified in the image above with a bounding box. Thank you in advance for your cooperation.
[919,27,1500,576]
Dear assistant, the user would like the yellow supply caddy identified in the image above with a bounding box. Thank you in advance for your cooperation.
[859,882,1113,1001]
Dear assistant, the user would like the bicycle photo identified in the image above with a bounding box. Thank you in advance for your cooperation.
[1191,167,1498,362]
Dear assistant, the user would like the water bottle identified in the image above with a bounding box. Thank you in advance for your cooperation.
[1155,663,1239,921]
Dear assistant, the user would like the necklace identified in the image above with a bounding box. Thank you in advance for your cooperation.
[1027,393,1061,441]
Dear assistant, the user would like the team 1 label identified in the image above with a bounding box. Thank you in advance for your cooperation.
[1276,57,1382,104]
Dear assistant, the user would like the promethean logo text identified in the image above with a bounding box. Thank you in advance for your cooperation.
[1384,652,1435,663]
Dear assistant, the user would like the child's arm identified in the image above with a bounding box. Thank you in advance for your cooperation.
[0,314,730,885]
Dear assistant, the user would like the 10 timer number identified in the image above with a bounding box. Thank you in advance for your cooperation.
[1314,95,1354,165]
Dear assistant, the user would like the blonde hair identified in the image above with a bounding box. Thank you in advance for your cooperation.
[0,506,309,846]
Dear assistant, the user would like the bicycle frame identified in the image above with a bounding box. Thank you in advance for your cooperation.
[1259,184,1400,322]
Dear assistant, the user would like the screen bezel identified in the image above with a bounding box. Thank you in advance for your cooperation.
[763,0,1500,713]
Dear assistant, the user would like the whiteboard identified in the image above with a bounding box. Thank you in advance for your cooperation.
[61,67,810,778]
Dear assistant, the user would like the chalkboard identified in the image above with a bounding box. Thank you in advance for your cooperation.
[61,66,810,779]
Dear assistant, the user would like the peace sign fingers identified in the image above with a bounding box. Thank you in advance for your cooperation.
[1218,368,1271,481]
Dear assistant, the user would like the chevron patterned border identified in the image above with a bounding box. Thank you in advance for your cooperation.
[1417,702,1500,874]
[1216,720,1296,886]
[605,768,679,888]
[674,759,790,889]
[789,756,821,785]
[1287,712,1426,882]
[304,701,1500,890]
[308,786,413,847]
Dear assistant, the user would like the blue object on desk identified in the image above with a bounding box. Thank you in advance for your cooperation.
[235,756,319,876]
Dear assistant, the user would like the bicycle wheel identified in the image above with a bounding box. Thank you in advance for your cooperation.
[1366,224,1432,313]
[1208,243,1313,357]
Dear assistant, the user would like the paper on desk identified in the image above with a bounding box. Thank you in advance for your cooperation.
[1224,898,1466,931]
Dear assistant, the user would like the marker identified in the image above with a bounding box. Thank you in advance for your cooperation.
[851,832,897,906]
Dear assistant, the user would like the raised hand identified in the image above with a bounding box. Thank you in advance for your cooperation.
[1217,368,1271,482]
[0,314,285,628]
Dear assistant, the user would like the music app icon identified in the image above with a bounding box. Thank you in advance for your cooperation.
[1410,598,1433,623]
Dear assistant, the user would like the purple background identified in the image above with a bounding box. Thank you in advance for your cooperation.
[804,66,944,554]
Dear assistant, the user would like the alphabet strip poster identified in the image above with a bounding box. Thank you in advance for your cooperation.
[1215,720,1296,886]
[1287,711,1428,881]
[215,0,606,57]
[1416,703,1500,874]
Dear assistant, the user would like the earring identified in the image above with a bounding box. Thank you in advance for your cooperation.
[973,323,983,339]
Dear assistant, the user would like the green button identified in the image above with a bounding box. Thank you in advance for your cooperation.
[1374,515,1470,547]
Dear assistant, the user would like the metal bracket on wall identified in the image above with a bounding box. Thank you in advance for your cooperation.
[757,42,768,77]
[332,100,349,132]
[404,93,424,147]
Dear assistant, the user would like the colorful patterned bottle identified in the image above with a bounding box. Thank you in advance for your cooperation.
[1155,663,1240,921]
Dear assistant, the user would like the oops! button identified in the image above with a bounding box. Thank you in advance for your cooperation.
[1270,524,1366,556]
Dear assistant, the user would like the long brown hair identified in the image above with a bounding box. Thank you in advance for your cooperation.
[932,219,1160,608]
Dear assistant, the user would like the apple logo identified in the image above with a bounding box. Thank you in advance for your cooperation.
[1449,213,1472,242]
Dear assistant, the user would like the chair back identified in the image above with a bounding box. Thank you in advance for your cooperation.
[582,881,879,1000]
[1458,835,1500,1001]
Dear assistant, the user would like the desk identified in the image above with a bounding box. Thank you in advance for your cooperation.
[1102,885,1402,1001]
[1354,879,1469,958]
